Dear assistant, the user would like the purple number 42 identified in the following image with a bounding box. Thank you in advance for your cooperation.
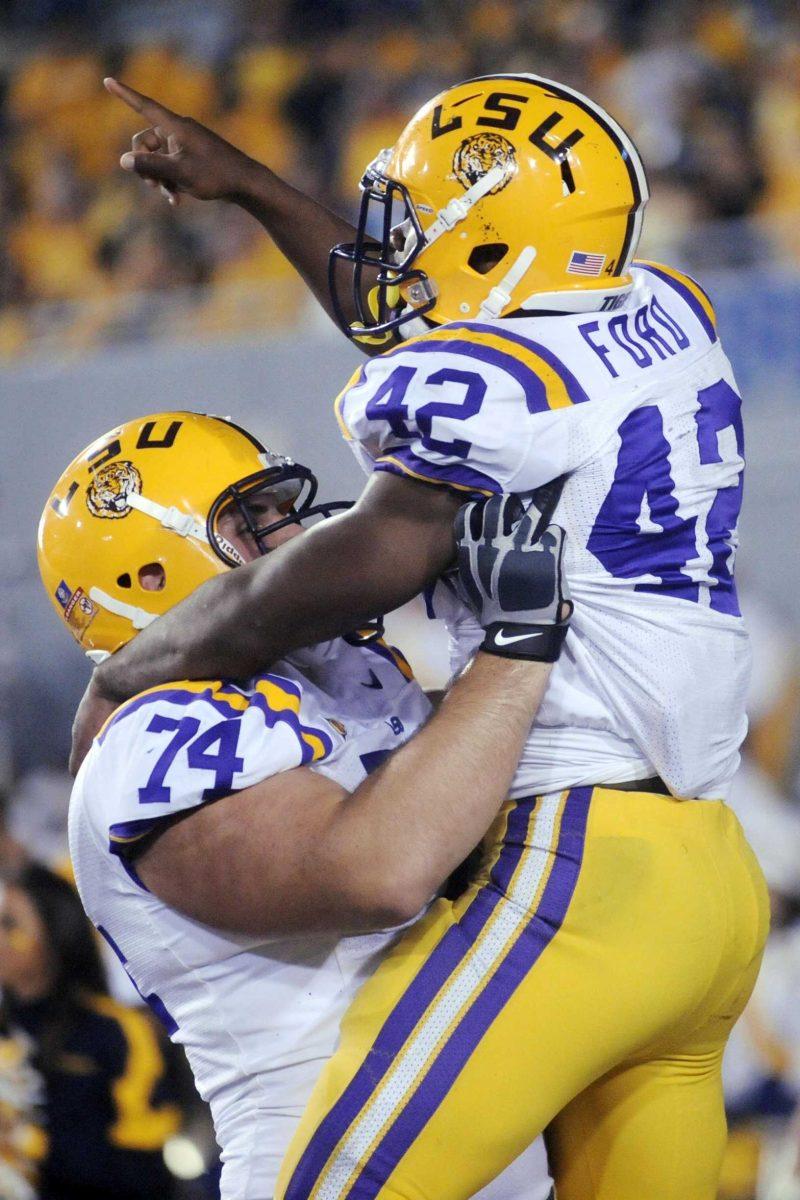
[587,378,744,615]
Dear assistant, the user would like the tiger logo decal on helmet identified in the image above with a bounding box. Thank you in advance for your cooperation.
[86,460,142,519]
[453,133,516,194]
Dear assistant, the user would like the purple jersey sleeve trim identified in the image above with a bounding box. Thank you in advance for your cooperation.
[109,816,161,845]
[375,445,500,496]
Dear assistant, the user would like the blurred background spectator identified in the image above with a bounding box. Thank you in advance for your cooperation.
[1,0,799,356]
[1,2,799,1198]
[0,863,183,1199]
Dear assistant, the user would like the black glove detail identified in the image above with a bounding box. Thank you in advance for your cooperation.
[455,494,572,662]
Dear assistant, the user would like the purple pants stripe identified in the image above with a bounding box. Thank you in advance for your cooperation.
[282,800,534,1200]
[345,787,591,1200]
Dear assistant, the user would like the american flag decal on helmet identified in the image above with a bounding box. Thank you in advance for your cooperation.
[567,251,606,276]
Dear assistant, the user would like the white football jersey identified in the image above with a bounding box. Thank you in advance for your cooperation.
[69,637,433,1199]
[337,260,750,798]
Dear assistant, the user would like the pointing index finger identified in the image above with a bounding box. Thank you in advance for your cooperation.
[104,76,180,125]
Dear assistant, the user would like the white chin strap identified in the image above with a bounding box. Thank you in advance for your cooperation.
[407,161,637,322]
[476,247,634,320]
[88,587,158,630]
[85,491,210,659]
[125,491,209,542]
[422,165,506,249]
[477,246,537,320]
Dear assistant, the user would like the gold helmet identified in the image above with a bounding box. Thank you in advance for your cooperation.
[37,412,350,661]
[330,73,648,340]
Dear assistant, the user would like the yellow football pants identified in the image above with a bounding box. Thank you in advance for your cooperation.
[276,786,769,1200]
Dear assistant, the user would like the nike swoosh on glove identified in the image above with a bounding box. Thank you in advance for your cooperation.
[454,493,572,662]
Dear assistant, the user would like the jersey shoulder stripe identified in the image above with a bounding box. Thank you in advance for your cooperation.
[633,260,717,343]
[335,366,364,441]
[395,322,588,413]
[334,321,588,427]
[98,680,249,743]
[99,675,330,749]
[362,638,416,682]
[442,321,590,410]
[249,675,333,762]
[384,330,550,413]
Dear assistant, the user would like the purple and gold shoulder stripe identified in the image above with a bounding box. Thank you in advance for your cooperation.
[383,322,589,415]
[98,675,333,764]
[634,261,717,344]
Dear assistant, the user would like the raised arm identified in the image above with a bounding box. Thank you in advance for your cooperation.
[71,473,461,772]
[104,78,380,338]
[136,652,550,934]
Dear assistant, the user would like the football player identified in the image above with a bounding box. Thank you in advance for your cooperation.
[39,411,569,1200]
[73,76,768,1198]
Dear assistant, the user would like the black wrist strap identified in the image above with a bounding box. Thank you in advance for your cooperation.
[481,622,569,662]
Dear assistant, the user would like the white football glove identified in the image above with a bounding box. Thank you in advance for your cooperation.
[455,493,572,661]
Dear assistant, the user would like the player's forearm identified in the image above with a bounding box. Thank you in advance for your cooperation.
[91,564,247,702]
[92,524,407,701]
[94,477,458,704]
[326,653,549,922]
[230,159,358,328]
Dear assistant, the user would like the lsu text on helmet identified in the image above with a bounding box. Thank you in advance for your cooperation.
[37,412,350,661]
[330,73,649,341]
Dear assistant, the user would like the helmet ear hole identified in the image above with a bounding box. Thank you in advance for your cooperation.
[117,573,132,589]
[138,563,166,592]
[468,243,509,275]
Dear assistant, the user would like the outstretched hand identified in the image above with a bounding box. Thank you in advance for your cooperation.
[105,76,258,206]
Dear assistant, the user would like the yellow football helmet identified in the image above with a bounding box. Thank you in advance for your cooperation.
[330,73,649,338]
[37,412,349,660]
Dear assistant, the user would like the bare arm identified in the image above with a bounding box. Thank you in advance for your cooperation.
[136,653,547,935]
[98,473,459,698]
[105,78,381,337]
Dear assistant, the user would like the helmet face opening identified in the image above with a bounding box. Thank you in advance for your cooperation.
[329,155,437,340]
[207,463,352,567]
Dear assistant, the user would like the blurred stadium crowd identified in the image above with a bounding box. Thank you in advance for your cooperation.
[1,0,800,356]
[2,1,800,1198]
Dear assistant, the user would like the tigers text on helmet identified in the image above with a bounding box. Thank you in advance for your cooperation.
[330,73,649,341]
[37,412,350,661]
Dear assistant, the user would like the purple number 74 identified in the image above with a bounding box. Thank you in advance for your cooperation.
[138,714,244,805]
